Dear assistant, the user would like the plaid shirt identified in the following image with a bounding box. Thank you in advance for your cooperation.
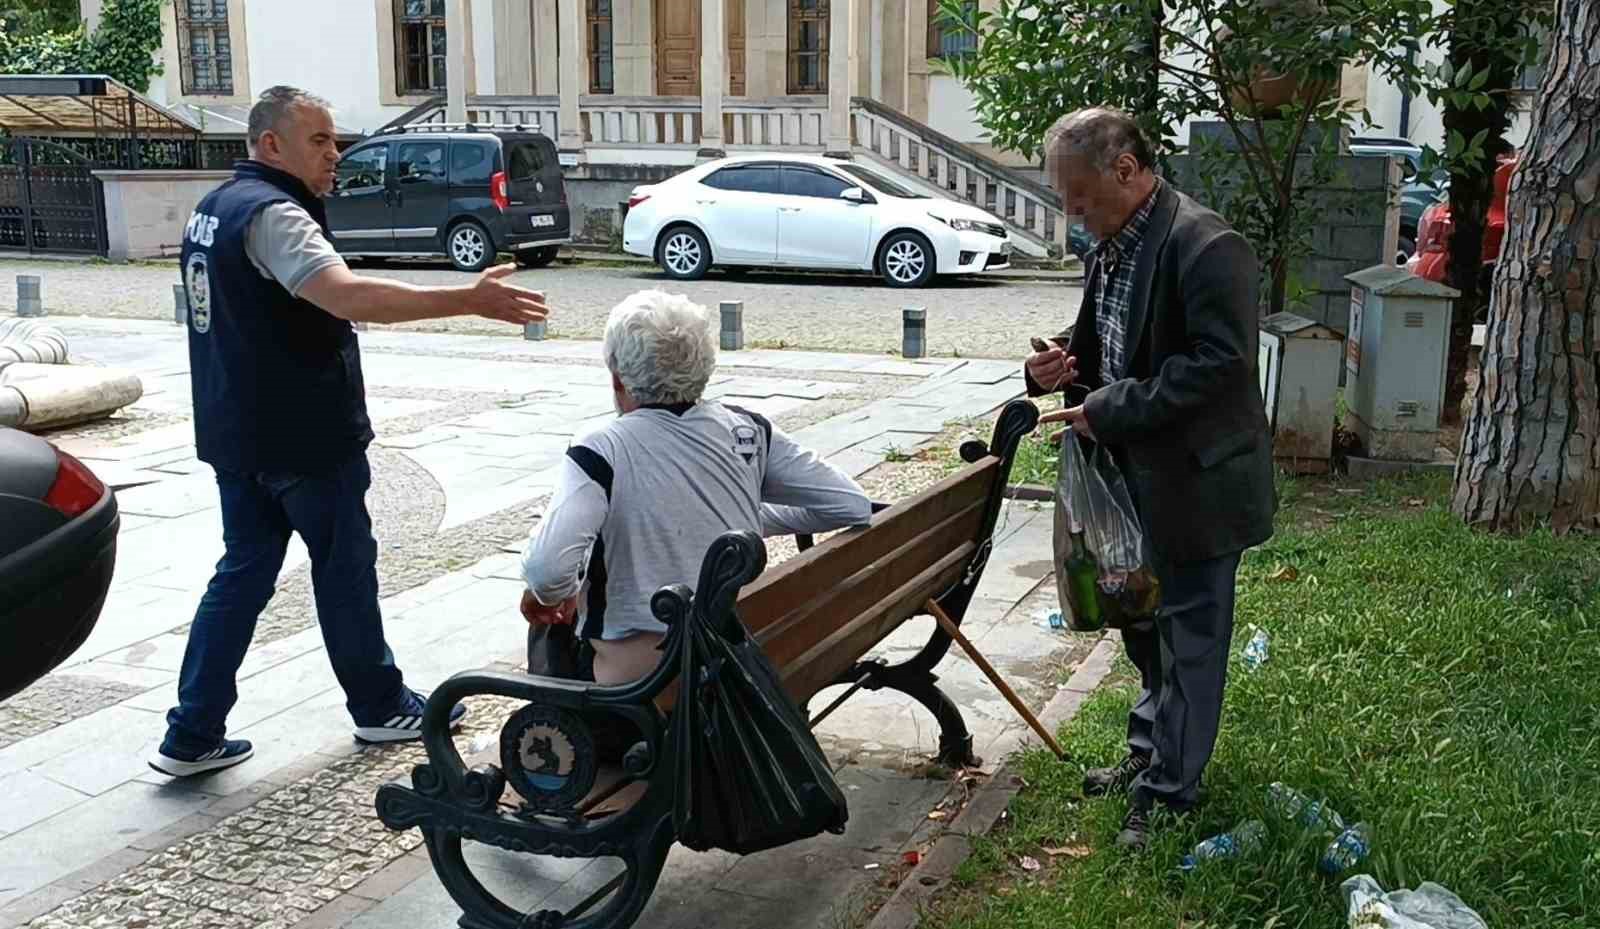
[1088,182,1161,383]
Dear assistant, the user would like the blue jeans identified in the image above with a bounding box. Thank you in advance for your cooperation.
[163,452,407,754]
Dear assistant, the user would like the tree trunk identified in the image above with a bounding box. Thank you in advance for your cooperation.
[1452,0,1600,534]
[1439,2,1525,426]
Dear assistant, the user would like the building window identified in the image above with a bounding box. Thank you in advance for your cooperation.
[588,0,614,94]
[927,0,977,60]
[396,0,448,95]
[787,0,828,94]
[176,1,233,95]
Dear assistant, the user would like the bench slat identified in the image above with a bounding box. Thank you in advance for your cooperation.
[778,542,977,703]
[737,458,998,627]
[750,495,986,670]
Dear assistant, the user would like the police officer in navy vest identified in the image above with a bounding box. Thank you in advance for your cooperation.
[150,86,551,777]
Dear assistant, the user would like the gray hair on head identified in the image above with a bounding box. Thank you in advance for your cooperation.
[604,290,718,406]
[247,86,332,151]
[1045,108,1155,172]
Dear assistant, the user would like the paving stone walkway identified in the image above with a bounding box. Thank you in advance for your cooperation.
[0,318,1098,929]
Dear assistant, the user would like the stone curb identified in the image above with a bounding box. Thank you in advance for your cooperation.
[862,632,1122,929]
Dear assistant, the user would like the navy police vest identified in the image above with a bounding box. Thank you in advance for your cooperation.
[180,161,372,474]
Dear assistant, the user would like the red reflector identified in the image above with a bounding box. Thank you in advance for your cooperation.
[491,172,509,212]
[44,449,105,519]
[627,194,650,209]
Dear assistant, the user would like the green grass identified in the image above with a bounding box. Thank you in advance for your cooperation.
[931,473,1600,929]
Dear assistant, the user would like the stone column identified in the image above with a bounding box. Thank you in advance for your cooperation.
[882,0,907,109]
[534,0,561,94]
[906,0,929,122]
[824,0,857,157]
[558,0,586,154]
[493,0,535,94]
[700,0,728,156]
[446,0,476,122]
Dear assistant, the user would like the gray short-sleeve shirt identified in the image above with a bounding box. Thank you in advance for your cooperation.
[243,202,347,297]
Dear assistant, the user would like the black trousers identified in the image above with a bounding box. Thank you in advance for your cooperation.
[1122,549,1243,813]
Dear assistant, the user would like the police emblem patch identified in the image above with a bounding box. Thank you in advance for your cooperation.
[732,424,760,464]
[184,252,212,334]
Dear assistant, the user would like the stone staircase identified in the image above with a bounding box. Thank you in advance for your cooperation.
[848,97,1069,259]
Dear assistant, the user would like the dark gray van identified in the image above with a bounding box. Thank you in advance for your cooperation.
[326,125,569,272]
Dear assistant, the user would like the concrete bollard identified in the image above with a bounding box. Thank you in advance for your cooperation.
[172,284,188,326]
[524,320,547,340]
[720,300,744,351]
[902,307,927,359]
[17,275,43,318]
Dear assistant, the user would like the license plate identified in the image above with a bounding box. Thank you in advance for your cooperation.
[530,214,555,228]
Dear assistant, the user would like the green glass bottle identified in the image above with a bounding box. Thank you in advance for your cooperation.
[1065,532,1104,631]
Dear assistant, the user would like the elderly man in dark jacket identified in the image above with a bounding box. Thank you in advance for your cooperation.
[1025,108,1276,849]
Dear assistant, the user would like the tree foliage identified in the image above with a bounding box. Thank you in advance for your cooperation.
[0,0,162,93]
[937,0,1542,316]
[0,0,80,34]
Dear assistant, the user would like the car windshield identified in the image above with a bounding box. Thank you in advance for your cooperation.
[833,164,927,199]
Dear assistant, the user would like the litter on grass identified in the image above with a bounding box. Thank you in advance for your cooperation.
[1343,875,1487,929]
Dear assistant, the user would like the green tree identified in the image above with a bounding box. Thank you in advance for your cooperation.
[1427,2,1551,424]
[0,0,81,34]
[0,0,161,93]
[1452,0,1598,533]
[940,0,1438,315]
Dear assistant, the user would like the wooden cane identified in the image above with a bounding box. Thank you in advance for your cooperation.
[924,598,1068,761]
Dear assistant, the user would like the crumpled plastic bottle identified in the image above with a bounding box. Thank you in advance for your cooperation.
[1320,822,1372,874]
[1241,626,1270,671]
[1179,819,1266,871]
[1268,782,1347,833]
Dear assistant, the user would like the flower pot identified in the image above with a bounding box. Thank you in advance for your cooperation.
[1230,68,1335,116]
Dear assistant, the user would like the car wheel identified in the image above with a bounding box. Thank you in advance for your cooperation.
[880,232,935,288]
[447,221,494,273]
[515,245,560,269]
[657,226,711,280]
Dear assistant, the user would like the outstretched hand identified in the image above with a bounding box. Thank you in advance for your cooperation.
[471,265,551,326]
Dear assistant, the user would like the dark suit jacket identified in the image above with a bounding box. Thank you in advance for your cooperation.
[1029,183,1276,565]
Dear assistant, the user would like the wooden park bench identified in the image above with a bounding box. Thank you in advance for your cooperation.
[375,398,1040,929]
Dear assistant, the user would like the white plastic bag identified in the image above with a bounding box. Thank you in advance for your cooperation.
[1051,432,1159,630]
[1343,875,1488,929]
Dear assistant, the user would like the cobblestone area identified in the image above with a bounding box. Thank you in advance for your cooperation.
[15,421,986,929]
[25,692,522,929]
[0,676,146,749]
[0,259,1080,359]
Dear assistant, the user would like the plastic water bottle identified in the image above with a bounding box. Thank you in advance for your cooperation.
[1179,819,1266,871]
[1267,783,1347,833]
[1241,626,1270,671]
[1319,822,1372,874]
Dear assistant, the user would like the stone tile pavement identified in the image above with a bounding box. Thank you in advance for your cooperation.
[0,318,1100,929]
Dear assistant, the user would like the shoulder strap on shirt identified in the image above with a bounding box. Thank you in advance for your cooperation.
[723,404,773,455]
[565,445,613,501]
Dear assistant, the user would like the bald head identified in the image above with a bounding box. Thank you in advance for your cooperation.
[1044,108,1159,241]
[1045,108,1154,173]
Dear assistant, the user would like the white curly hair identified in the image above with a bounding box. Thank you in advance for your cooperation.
[603,290,718,406]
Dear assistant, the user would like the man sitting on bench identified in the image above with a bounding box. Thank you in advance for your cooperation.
[519,289,872,687]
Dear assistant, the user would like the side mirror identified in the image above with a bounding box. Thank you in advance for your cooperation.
[841,187,867,204]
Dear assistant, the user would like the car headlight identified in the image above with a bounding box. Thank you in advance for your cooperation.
[931,214,980,232]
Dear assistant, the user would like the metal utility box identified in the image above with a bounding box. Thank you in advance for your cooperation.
[1259,312,1343,474]
[1342,266,1460,461]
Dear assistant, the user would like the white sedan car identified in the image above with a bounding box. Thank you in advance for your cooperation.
[621,155,1013,288]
